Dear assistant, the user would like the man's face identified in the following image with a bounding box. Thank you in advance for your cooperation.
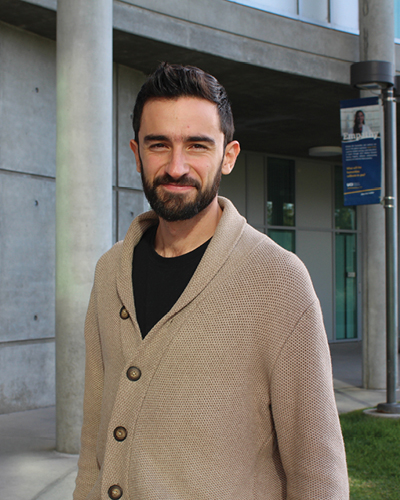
[130,97,238,221]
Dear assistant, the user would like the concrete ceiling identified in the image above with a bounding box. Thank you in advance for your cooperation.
[113,30,359,159]
[1,0,361,161]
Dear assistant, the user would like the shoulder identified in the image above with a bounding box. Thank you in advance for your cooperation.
[98,240,124,267]
[238,224,318,305]
[92,241,124,287]
[217,197,315,299]
[94,209,159,281]
[244,224,310,277]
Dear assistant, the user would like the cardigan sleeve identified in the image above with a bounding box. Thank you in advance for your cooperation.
[73,278,104,500]
[270,300,349,500]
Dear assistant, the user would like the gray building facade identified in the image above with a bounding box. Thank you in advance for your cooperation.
[0,0,399,450]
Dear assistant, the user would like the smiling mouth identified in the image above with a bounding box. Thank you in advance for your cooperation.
[161,183,196,190]
[154,174,201,191]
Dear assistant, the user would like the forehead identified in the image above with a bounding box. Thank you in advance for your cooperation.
[139,97,222,136]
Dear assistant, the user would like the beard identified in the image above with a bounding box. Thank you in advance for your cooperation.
[140,158,223,222]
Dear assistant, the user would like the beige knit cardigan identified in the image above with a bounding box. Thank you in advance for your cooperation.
[73,197,349,500]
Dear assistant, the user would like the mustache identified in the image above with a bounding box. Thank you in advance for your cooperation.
[153,174,201,190]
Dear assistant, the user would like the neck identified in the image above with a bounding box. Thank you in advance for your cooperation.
[154,197,222,257]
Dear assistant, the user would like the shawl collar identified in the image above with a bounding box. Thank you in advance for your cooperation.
[116,197,247,334]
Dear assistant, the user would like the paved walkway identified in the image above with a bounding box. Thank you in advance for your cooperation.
[1,341,399,500]
[0,406,78,500]
[330,341,400,414]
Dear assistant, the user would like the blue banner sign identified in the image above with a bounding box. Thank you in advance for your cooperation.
[340,97,383,206]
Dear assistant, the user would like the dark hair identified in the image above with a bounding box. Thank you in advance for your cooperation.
[353,109,365,134]
[132,62,234,146]
[354,110,365,120]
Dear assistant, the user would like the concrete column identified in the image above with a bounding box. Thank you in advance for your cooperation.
[56,0,113,453]
[361,204,386,389]
[359,0,395,389]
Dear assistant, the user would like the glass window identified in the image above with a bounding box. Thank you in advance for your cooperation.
[330,0,359,32]
[266,158,295,252]
[335,165,356,230]
[267,158,295,227]
[227,0,297,16]
[268,229,295,252]
[226,0,360,33]
[301,0,328,23]
[396,0,400,39]
[334,165,358,340]
[335,233,357,339]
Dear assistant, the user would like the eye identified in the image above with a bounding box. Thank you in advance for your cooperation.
[190,143,207,150]
[150,143,167,150]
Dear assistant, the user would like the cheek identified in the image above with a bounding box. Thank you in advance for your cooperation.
[141,156,165,176]
[195,163,213,181]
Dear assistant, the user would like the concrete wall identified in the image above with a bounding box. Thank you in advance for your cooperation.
[295,160,334,340]
[7,0,400,77]
[113,64,148,242]
[0,22,56,413]
[114,0,359,84]
[0,21,147,414]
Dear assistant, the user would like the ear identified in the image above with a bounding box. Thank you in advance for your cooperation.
[130,139,141,173]
[221,141,240,175]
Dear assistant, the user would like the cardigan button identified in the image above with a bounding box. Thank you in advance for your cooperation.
[108,485,123,499]
[114,426,127,441]
[126,366,141,381]
[120,307,129,320]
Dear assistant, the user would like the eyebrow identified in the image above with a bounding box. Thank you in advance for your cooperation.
[187,135,216,145]
[143,134,216,145]
[143,134,169,143]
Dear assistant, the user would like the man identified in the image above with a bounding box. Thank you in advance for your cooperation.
[74,63,348,500]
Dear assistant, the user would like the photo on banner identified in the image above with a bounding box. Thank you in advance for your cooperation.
[340,96,383,206]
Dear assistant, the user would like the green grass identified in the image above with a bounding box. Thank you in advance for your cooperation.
[340,410,400,499]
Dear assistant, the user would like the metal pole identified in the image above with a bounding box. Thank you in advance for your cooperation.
[377,87,400,413]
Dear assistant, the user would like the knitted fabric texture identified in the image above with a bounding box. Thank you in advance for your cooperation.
[73,197,349,500]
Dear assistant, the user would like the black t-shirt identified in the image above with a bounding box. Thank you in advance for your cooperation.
[132,225,210,338]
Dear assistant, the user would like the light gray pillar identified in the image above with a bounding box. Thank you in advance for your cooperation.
[359,0,395,389]
[361,203,386,389]
[56,0,113,453]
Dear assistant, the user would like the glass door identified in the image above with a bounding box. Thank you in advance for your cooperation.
[335,233,357,339]
[335,166,358,340]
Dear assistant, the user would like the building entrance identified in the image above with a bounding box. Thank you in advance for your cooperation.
[335,165,358,340]
[335,233,357,339]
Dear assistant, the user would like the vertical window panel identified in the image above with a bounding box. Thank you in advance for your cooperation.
[228,0,298,16]
[267,158,295,227]
[335,234,357,339]
[331,0,358,31]
[396,0,400,39]
[334,165,358,340]
[301,0,328,23]
[267,229,295,252]
[227,0,360,33]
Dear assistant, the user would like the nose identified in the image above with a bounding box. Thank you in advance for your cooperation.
[165,147,190,179]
